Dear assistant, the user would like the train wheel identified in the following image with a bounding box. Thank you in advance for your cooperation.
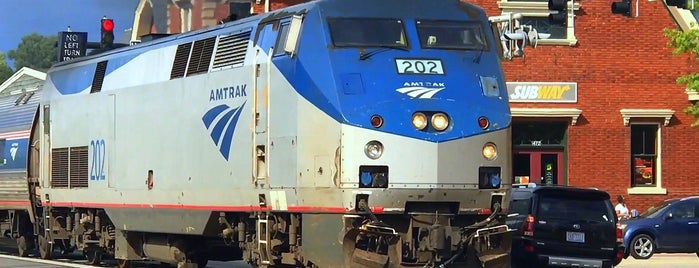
[16,235,28,257]
[84,248,103,265]
[117,259,132,268]
[38,235,52,259]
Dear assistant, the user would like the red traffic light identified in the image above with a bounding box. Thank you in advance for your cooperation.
[102,19,114,32]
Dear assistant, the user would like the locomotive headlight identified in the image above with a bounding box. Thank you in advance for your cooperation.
[482,142,498,160]
[431,113,449,131]
[412,112,428,130]
[364,140,384,159]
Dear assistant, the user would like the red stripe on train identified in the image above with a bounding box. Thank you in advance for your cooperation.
[41,201,385,214]
[0,201,31,206]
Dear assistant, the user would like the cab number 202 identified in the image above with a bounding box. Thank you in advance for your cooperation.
[395,59,444,75]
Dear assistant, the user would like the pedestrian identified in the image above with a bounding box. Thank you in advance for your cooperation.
[615,195,630,220]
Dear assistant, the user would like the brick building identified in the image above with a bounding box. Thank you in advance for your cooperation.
[130,0,306,42]
[128,0,699,212]
[473,0,699,212]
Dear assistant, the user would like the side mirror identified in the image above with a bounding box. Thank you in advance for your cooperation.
[664,213,673,220]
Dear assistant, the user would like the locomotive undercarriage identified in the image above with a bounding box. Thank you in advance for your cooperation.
[16,202,510,268]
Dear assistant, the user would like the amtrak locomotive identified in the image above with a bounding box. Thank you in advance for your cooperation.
[4,0,515,267]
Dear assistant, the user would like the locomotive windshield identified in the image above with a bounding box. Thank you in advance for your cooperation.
[328,18,407,47]
[416,20,487,51]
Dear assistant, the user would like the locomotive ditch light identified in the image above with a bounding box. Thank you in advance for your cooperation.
[364,140,384,160]
[431,113,449,131]
[412,112,428,130]
[482,142,498,160]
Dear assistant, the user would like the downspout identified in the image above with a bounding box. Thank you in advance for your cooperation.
[265,0,270,13]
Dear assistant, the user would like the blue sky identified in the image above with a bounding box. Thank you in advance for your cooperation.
[0,0,140,69]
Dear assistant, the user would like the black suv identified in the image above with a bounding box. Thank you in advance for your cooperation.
[507,184,624,268]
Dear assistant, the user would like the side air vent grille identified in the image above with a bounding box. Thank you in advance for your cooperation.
[170,43,192,79]
[69,146,89,188]
[51,148,69,188]
[187,37,216,76]
[51,147,90,188]
[91,61,108,93]
[212,31,251,69]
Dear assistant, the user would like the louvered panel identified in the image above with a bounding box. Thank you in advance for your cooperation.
[212,31,251,69]
[91,61,108,93]
[187,37,216,76]
[51,148,69,188]
[69,146,89,188]
[170,43,192,79]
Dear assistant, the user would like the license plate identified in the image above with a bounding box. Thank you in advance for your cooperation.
[566,231,585,243]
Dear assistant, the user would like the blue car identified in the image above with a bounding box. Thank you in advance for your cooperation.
[620,196,699,259]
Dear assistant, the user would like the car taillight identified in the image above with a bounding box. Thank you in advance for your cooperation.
[523,214,535,236]
[616,250,624,263]
[524,244,535,253]
[616,223,623,243]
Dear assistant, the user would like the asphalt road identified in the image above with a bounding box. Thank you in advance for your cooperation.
[0,237,251,268]
[1,237,697,268]
[616,253,698,268]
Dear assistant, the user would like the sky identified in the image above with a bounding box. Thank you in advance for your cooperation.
[0,0,140,69]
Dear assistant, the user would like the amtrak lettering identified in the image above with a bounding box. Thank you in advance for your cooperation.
[506,82,577,103]
[203,84,248,161]
[209,84,247,101]
[396,81,446,99]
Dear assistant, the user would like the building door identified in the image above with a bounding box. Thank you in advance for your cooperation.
[512,122,567,185]
[513,150,563,185]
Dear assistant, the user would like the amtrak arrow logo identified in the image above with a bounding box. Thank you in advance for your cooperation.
[202,101,246,160]
[396,86,445,99]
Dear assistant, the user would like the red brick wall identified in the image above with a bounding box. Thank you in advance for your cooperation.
[471,0,699,212]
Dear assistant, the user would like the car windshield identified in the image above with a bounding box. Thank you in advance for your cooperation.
[537,195,614,222]
[639,200,672,218]
[416,20,487,50]
[328,18,407,47]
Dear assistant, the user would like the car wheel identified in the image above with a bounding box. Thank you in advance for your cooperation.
[630,234,655,259]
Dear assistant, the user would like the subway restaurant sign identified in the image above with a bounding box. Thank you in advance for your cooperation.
[506,82,578,103]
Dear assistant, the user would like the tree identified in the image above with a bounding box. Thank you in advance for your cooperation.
[0,52,13,85]
[665,27,699,127]
[7,33,58,71]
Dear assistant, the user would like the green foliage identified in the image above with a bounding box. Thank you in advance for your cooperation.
[665,27,699,127]
[0,52,13,85]
[7,33,58,71]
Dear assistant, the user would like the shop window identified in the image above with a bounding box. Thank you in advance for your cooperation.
[630,124,658,187]
[497,0,579,45]
[512,122,567,147]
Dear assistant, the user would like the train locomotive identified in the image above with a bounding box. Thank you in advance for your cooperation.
[1,0,515,267]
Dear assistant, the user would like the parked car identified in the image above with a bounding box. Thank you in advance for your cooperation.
[621,196,699,259]
[507,184,624,268]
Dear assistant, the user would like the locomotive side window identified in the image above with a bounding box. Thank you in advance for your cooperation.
[273,22,291,56]
[416,20,487,51]
[328,18,407,48]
